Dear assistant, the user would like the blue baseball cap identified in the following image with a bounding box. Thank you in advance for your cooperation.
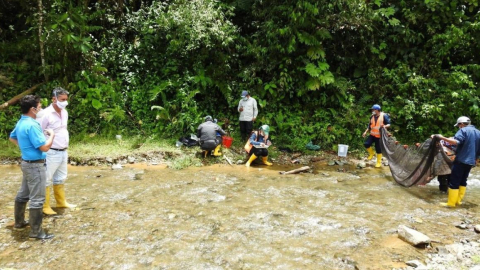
[371,104,381,111]
[241,90,249,97]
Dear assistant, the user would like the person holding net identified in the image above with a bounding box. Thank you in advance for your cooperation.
[433,116,480,207]
[362,104,391,168]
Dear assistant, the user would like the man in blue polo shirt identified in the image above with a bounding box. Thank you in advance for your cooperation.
[9,95,55,239]
[433,116,480,208]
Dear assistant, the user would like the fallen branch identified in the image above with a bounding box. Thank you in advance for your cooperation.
[279,166,311,175]
[0,83,43,110]
[224,156,233,166]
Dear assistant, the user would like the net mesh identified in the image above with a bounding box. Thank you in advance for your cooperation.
[379,128,453,187]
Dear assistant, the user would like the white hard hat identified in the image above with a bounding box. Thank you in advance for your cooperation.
[454,116,471,127]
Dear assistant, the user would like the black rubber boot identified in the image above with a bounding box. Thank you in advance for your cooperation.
[13,201,29,231]
[28,208,54,239]
[438,175,449,193]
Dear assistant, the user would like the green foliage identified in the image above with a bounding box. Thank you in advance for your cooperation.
[1,0,479,151]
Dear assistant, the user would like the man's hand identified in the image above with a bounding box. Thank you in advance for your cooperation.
[252,117,256,122]
[45,129,55,136]
[362,131,367,138]
[239,106,243,112]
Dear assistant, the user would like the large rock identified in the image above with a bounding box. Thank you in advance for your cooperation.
[398,225,431,246]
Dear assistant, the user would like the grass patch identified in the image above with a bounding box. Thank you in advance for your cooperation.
[69,134,180,159]
[0,139,21,159]
[169,154,202,170]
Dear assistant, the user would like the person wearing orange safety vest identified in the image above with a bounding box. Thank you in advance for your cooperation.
[362,104,391,168]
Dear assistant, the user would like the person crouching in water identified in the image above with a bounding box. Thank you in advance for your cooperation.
[244,125,273,167]
[197,115,226,157]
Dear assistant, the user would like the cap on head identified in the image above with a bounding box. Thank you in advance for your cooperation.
[260,125,270,135]
[241,90,249,97]
[370,104,381,111]
[204,115,213,122]
[454,116,471,127]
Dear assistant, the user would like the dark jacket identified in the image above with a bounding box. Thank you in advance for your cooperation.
[197,121,226,150]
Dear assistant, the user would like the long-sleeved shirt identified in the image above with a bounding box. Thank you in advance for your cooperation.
[238,97,258,121]
[197,121,226,142]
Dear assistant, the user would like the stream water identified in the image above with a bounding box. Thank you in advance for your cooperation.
[1,162,479,269]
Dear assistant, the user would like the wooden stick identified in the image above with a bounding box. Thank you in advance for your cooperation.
[224,156,233,166]
[0,83,43,110]
[279,166,311,175]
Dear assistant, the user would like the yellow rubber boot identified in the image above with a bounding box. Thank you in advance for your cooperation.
[212,145,222,156]
[245,154,257,167]
[366,147,375,160]
[43,187,57,215]
[440,188,459,207]
[262,156,273,166]
[375,154,382,168]
[53,184,77,208]
[456,186,466,206]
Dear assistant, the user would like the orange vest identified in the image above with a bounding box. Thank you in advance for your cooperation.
[370,112,384,138]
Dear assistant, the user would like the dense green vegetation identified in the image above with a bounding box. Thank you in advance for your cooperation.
[1,0,479,151]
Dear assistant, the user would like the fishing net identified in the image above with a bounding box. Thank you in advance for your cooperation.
[379,128,454,187]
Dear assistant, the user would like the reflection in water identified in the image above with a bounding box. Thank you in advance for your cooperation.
[0,163,478,269]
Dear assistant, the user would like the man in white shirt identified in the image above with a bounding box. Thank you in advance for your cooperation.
[237,90,258,142]
[38,88,76,215]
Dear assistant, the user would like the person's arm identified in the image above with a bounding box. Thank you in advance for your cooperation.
[38,129,55,152]
[9,137,18,146]
[433,134,458,145]
[382,113,391,129]
[9,128,18,146]
[252,98,258,121]
[249,132,261,145]
[238,100,243,112]
[362,117,371,137]
[217,126,227,136]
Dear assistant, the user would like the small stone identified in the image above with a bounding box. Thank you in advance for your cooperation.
[357,162,367,168]
[474,225,480,233]
[127,156,136,164]
[105,157,113,163]
[111,164,123,170]
[455,223,468,230]
[328,160,335,166]
[236,160,244,165]
[405,260,425,268]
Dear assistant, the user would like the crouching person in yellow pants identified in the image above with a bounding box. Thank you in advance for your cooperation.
[244,125,273,167]
[197,115,227,157]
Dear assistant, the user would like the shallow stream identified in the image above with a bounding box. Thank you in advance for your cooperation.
[1,162,479,269]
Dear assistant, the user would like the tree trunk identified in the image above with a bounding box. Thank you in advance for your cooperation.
[38,0,48,82]
[0,84,43,110]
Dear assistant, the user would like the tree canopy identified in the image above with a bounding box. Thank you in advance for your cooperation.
[1,0,479,150]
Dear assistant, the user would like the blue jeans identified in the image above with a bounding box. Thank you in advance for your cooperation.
[46,149,68,186]
[449,161,472,189]
[16,162,46,209]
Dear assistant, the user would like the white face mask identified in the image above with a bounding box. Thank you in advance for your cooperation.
[242,97,248,101]
[371,111,376,115]
[56,100,68,109]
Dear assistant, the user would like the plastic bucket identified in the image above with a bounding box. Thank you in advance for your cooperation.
[338,144,349,157]
[222,136,234,148]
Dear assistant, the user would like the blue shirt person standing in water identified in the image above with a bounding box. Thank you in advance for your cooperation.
[433,116,480,208]
[9,95,55,239]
